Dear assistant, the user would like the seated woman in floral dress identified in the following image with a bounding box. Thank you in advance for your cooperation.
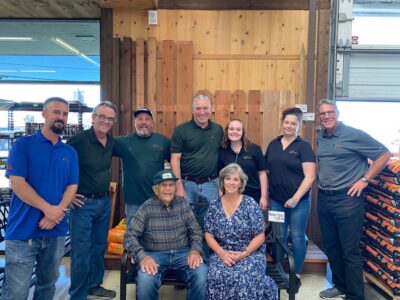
[204,163,278,300]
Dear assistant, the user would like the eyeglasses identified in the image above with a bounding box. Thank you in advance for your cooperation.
[94,113,116,123]
[318,110,336,117]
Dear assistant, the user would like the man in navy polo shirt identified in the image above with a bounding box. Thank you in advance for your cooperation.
[2,97,79,300]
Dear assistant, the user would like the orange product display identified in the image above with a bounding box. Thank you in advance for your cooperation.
[107,219,127,256]
[108,228,126,244]
[107,242,124,256]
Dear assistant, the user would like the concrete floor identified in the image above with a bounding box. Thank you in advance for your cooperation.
[27,257,392,300]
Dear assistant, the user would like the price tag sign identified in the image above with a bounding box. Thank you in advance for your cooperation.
[295,104,307,113]
[268,210,285,223]
[303,112,315,121]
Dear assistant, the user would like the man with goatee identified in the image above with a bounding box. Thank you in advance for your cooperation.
[2,97,79,300]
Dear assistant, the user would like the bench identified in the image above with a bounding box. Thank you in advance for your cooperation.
[120,221,297,300]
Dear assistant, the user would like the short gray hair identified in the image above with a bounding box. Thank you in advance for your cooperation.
[192,94,211,109]
[219,163,248,194]
[93,101,118,114]
[317,99,339,113]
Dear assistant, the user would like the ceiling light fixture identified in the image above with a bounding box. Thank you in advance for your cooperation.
[53,38,99,67]
[0,37,33,41]
[21,70,56,73]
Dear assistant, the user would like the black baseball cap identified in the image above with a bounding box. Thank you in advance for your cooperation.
[133,108,153,118]
[153,170,178,185]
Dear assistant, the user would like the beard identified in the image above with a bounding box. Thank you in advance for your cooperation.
[51,121,65,135]
[135,127,152,137]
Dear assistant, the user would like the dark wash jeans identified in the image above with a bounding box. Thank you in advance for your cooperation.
[318,189,365,300]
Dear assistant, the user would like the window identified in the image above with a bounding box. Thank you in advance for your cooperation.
[337,101,400,153]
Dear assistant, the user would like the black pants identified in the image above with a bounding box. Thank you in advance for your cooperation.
[318,189,365,300]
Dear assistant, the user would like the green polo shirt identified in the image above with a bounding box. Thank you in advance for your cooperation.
[113,133,170,205]
[171,119,223,178]
[67,126,114,194]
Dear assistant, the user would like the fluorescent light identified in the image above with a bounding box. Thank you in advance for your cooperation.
[80,54,99,66]
[54,38,80,55]
[0,70,55,73]
[0,37,33,41]
[53,38,99,67]
[20,70,56,73]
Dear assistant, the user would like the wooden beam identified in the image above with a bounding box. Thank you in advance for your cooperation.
[136,38,145,108]
[176,41,193,125]
[120,37,133,136]
[158,0,330,10]
[161,40,175,138]
[305,0,317,143]
[147,38,157,119]
[100,8,113,103]
[97,0,156,9]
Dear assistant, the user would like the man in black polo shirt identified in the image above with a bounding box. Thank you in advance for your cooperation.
[67,101,117,300]
[171,94,223,227]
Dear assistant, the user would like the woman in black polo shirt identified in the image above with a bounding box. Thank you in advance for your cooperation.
[218,119,268,210]
[265,107,316,287]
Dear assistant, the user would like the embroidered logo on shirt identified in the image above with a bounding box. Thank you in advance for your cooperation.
[62,156,70,163]
[153,144,163,151]
[288,150,299,157]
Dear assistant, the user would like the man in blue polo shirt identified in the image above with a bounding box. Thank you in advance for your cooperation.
[2,97,79,300]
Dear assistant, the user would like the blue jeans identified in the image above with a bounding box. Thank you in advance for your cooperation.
[136,247,207,300]
[1,236,65,300]
[318,189,364,300]
[270,197,311,274]
[125,204,141,228]
[182,178,218,228]
[69,196,111,300]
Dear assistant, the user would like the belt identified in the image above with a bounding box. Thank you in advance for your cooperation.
[319,188,349,196]
[184,175,217,184]
[80,191,109,198]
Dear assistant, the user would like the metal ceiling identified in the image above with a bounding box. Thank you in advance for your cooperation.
[0,20,99,55]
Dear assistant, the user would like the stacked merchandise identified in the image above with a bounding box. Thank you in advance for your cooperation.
[362,159,400,296]
[0,188,11,203]
[107,219,127,256]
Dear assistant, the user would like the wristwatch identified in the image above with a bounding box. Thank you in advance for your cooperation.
[361,175,369,183]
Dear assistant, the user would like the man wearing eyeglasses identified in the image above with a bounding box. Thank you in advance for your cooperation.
[316,99,391,300]
[67,101,117,300]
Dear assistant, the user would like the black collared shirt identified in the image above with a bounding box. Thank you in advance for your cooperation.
[219,143,266,200]
[67,126,114,194]
[265,135,316,202]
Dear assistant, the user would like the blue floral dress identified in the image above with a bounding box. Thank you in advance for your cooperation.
[204,195,278,300]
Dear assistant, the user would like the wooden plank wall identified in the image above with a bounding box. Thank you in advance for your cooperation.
[111,36,303,148]
[113,9,309,95]
[110,37,308,150]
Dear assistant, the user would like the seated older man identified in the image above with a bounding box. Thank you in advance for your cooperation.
[124,169,207,300]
